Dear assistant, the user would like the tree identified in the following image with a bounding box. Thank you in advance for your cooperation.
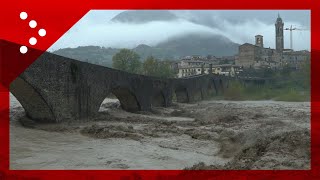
[143,56,158,76]
[142,56,175,78]
[112,49,142,74]
[157,60,175,78]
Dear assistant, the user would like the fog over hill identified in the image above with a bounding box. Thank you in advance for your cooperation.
[51,10,310,66]
[111,10,178,23]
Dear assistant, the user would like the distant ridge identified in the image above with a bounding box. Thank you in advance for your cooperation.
[53,33,239,67]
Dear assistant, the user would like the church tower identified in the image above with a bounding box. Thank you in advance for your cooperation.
[255,35,264,47]
[275,14,284,53]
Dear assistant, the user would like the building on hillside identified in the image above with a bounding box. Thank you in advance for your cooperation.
[236,14,310,70]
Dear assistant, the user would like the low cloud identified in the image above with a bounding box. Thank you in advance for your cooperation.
[50,10,310,52]
[50,19,223,51]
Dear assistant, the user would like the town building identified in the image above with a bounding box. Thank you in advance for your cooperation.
[236,14,310,70]
[174,56,242,78]
[174,14,309,78]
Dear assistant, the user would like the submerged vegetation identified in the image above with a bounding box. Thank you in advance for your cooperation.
[222,82,310,102]
[221,62,310,102]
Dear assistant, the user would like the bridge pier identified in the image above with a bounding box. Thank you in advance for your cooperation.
[213,78,224,95]
[10,77,56,123]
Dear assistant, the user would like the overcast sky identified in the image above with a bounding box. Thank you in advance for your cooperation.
[50,10,310,51]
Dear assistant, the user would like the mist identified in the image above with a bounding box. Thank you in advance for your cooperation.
[49,10,310,52]
[50,20,221,50]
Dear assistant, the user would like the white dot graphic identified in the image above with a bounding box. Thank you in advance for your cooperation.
[29,20,37,28]
[38,29,46,37]
[29,37,37,45]
[20,46,28,54]
[20,12,28,20]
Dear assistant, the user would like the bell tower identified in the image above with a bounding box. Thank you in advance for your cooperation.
[275,13,284,53]
[255,35,263,47]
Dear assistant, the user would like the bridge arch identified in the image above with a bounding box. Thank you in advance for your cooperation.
[98,93,120,112]
[110,87,141,112]
[10,77,56,123]
[174,86,189,103]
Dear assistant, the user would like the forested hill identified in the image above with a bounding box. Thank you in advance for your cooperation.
[53,33,239,67]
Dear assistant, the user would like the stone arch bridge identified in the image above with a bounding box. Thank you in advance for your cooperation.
[10,52,238,123]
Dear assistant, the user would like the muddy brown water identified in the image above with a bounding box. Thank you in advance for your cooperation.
[10,94,310,170]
